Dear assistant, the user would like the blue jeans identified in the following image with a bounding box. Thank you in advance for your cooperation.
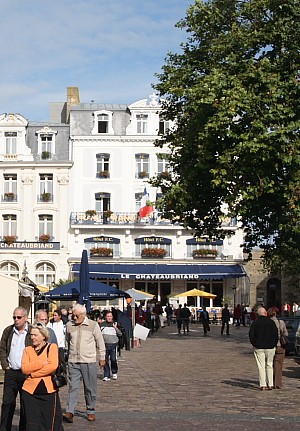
[104,344,118,378]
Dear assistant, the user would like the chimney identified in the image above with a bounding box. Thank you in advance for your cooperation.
[66,86,80,123]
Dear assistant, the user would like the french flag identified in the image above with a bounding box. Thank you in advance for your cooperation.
[139,187,154,218]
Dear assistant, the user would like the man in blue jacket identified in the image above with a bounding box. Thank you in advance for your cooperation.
[249,307,278,390]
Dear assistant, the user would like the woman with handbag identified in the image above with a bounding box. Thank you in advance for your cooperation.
[267,308,288,389]
[21,323,64,430]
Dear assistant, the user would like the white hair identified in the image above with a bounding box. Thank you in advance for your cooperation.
[73,303,87,315]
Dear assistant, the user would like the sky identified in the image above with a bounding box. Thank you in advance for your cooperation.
[0,0,192,122]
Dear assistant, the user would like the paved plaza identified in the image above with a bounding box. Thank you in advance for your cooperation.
[6,321,300,431]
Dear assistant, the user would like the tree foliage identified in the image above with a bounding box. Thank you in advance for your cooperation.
[152,0,300,273]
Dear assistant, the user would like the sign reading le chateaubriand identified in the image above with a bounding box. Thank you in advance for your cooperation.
[0,241,60,250]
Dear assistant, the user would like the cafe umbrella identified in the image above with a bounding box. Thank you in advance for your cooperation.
[175,288,217,308]
[78,249,92,312]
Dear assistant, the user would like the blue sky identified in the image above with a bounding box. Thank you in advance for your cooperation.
[0,0,192,122]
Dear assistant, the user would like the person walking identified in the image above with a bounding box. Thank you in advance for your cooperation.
[267,307,288,389]
[175,304,182,334]
[165,303,173,326]
[35,309,57,344]
[47,309,65,350]
[0,307,32,431]
[200,306,210,336]
[100,311,122,381]
[249,307,278,390]
[221,303,231,336]
[21,323,63,430]
[180,303,191,335]
[234,304,242,327]
[63,304,106,423]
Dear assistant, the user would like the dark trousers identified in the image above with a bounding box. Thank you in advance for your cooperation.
[176,319,182,333]
[202,320,210,335]
[182,319,190,333]
[22,390,63,431]
[0,369,26,431]
[104,344,118,377]
[221,321,230,335]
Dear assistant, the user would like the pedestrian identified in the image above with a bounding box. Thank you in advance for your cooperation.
[0,307,32,431]
[200,306,210,336]
[165,303,173,326]
[47,309,66,349]
[35,309,58,344]
[175,304,182,334]
[100,311,122,381]
[221,303,230,336]
[241,303,247,326]
[267,307,288,389]
[63,304,106,423]
[233,304,242,327]
[180,303,191,335]
[282,302,291,317]
[21,323,63,430]
[249,307,278,390]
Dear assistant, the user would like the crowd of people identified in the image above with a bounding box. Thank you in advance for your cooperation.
[0,300,294,429]
[0,304,124,430]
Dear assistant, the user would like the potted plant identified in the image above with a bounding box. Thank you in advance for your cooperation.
[98,170,110,178]
[3,235,17,245]
[192,249,218,258]
[159,171,171,180]
[90,247,113,257]
[41,151,51,160]
[41,192,52,202]
[141,248,167,258]
[85,209,97,219]
[138,171,148,179]
[4,192,15,201]
[39,234,50,242]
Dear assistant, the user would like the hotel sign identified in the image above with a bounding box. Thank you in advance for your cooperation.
[0,241,60,250]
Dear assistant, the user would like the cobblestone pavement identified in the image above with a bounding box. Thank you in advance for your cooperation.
[7,322,300,430]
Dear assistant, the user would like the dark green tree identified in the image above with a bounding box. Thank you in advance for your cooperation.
[152,0,300,273]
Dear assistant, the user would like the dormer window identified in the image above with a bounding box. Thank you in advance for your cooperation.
[136,114,148,134]
[36,127,57,159]
[92,110,114,135]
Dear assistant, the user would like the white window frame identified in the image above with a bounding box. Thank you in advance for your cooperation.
[35,262,55,288]
[92,110,114,135]
[5,132,17,154]
[0,261,19,278]
[2,214,17,236]
[136,114,148,134]
[36,126,57,156]
[38,214,53,237]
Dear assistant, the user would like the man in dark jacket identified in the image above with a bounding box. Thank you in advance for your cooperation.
[249,307,278,390]
[0,307,32,431]
[221,303,231,336]
[180,304,191,335]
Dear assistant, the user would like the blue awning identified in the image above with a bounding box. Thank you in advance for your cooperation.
[72,263,246,281]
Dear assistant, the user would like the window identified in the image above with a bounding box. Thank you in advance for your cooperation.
[135,192,143,212]
[5,132,17,155]
[92,110,114,135]
[36,126,57,158]
[157,157,170,175]
[96,154,110,178]
[135,154,149,178]
[137,114,148,134]
[0,262,19,278]
[35,262,55,288]
[158,116,170,134]
[2,214,17,236]
[38,215,53,238]
[95,192,111,212]
[3,174,17,202]
[39,174,53,202]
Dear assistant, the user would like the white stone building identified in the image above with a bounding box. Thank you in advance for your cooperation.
[66,91,247,308]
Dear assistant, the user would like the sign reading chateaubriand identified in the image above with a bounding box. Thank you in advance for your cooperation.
[0,241,60,250]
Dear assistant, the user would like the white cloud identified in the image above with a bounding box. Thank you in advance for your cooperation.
[0,0,191,120]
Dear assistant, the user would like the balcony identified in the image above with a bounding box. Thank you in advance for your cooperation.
[70,211,238,228]
[37,193,54,203]
[2,193,17,202]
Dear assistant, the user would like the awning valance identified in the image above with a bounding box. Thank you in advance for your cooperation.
[72,263,246,281]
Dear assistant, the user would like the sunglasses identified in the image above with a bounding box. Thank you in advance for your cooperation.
[13,316,24,320]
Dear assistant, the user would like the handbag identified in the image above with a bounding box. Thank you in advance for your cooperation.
[47,344,67,389]
[280,333,289,347]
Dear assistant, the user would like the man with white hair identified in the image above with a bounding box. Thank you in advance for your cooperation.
[63,304,106,423]
[35,309,57,344]
[249,307,278,390]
